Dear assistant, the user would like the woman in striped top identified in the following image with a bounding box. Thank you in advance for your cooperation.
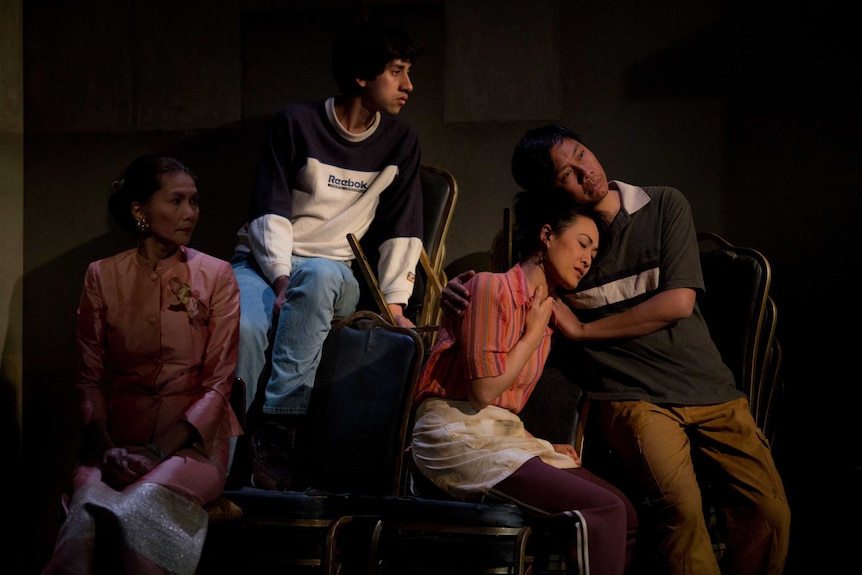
[411,188,637,575]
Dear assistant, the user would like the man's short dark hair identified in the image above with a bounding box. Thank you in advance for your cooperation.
[511,124,583,192]
[331,22,420,97]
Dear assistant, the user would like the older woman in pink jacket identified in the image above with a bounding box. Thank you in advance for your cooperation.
[43,155,241,575]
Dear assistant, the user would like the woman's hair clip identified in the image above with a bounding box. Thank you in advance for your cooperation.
[111,179,124,192]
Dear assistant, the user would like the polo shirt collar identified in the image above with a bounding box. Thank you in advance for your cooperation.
[610,180,650,216]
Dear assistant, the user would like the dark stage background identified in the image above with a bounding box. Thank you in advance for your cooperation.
[3,1,859,573]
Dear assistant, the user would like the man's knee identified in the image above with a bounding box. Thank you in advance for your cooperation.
[294,258,348,283]
[291,259,356,301]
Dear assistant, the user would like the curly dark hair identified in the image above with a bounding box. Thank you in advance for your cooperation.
[331,22,420,97]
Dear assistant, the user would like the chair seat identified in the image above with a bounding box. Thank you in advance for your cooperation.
[365,493,580,574]
[203,490,392,574]
[369,497,532,575]
[204,494,243,523]
[219,488,531,529]
[219,486,386,518]
[378,494,528,528]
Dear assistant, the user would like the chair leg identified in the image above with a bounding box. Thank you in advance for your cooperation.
[513,525,531,575]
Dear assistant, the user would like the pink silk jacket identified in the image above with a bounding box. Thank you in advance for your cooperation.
[75,246,241,500]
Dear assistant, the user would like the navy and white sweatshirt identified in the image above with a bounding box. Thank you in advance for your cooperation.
[234,98,424,306]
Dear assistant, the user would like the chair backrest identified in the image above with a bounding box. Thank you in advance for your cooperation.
[297,311,424,496]
[493,207,515,273]
[752,295,777,423]
[419,165,458,278]
[349,165,458,346]
[759,334,783,448]
[697,232,771,402]
[413,165,458,332]
[754,295,783,447]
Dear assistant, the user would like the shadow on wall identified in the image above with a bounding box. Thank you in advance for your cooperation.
[159,118,270,261]
[445,252,492,280]
[24,230,129,573]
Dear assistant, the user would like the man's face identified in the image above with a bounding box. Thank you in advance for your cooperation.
[359,58,413,115]
[548,138,609,205]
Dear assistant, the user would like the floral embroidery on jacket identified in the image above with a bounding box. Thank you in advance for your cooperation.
[167,277,209,322]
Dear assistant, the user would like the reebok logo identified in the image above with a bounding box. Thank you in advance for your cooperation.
[328,175,369,191]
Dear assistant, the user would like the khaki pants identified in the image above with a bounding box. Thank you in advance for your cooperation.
[599,398,790,575]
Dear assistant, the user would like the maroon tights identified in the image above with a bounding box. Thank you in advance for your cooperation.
[491,457,638,575]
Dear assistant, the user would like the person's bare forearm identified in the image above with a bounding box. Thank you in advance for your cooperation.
[467,286,552,409]
[555,288,696,341]
[468,329,544,409]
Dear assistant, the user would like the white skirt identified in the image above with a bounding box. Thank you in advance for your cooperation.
[412,397,578,501]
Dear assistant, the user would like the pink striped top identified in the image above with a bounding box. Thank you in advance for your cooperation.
[414,265,553,413]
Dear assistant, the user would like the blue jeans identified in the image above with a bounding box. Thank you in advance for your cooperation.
[231,252,360,416]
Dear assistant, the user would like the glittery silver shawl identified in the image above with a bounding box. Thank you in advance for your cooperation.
[53,481,208,575]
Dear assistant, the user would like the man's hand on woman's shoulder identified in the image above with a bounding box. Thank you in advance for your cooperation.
[441,270,475,317]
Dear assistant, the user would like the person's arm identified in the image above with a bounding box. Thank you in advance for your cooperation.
[75,263,114,462]
[75,264,145,486]
[522,424,581,464]
[553,187,702,342]
[169,260,242,456]
[456,268,553,410]
[467,285,553,409]
[387,303,413,327]
[247,110,298,310]
[376,231,422,328]
[271,273,291,318]
[127,263,241,478]
[248,215,294,282]
[373,132,424,328]
[553,287,696,341]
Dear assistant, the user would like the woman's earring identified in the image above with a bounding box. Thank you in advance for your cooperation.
[136,218,149,233]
